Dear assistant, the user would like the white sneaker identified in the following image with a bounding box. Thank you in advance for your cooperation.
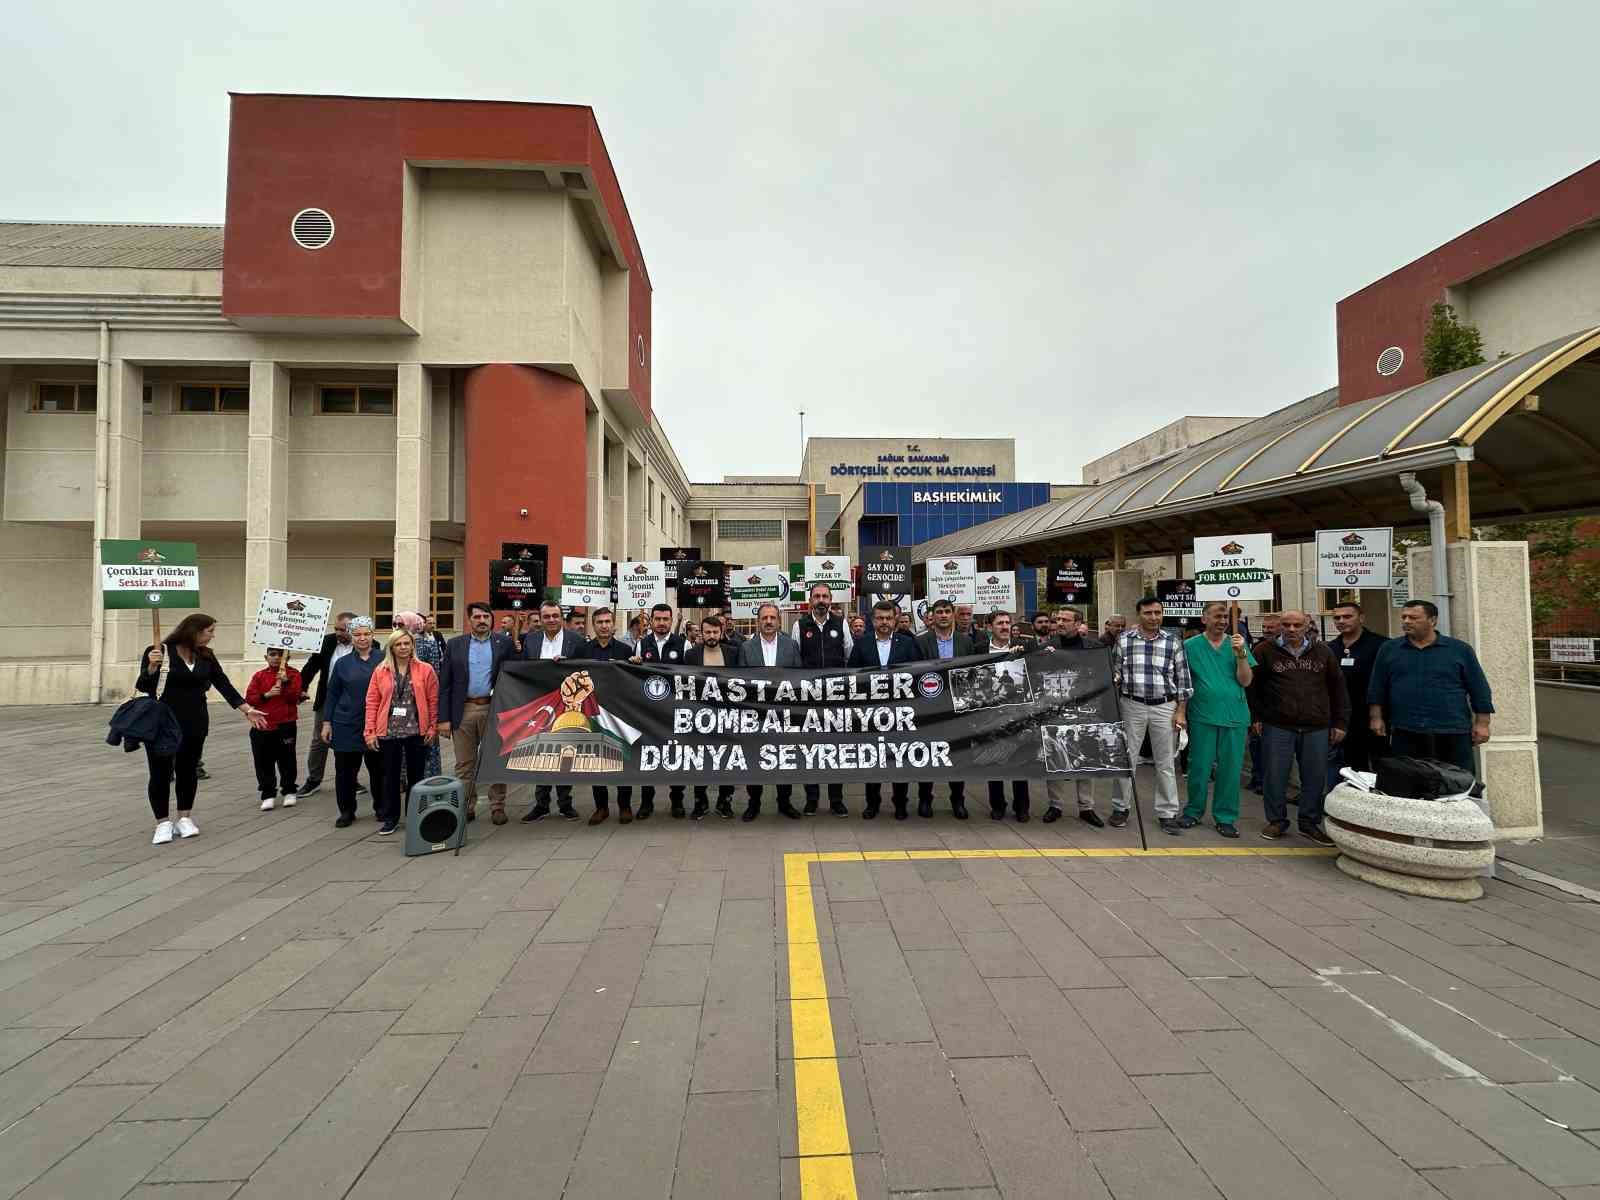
[176,816,200,839]
[152,821,174,845]
[260,796,275,811]
[281,793,297,807]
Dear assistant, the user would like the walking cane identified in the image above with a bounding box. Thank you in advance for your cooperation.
[1126,765,1149,852]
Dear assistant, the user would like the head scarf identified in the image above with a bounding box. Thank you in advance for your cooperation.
[348,615,376,633]
[393,610,425,635]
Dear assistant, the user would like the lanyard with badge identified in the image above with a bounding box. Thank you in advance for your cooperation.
[390,669,412,719]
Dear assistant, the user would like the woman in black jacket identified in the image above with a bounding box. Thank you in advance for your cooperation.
[138,613,266,845]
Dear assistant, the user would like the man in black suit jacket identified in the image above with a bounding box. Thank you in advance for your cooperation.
[685,614,738,819]
[296,610,356,796]
[576,607,637,825]
[630,603,687,816]
[436,601,517,823]
[913,598,973,819]
[521,601,585,821]
[736,603,803,819]
[849,599,923,818]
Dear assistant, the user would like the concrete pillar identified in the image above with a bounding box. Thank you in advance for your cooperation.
[392,363,432,615]
[102,360,146,679]
[244,361,289,648]
[1095,567,1145,631]
[585,408,604,556]
[604,435,625,564]
[1407,540,1541,838]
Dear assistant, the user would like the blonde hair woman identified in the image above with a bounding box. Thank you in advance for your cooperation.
[363,628,440,836]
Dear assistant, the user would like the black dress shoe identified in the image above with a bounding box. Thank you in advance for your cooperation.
[893,805,909,821]
[522,804,550,822]
[1217,822,1240,839]
[1079,810,1105,828]
[558,805,579,821]
[830,800,849,817]
[917,798,934,818]
[637,799,654,819]
[716,799,735,819]
[335,814,355,828]
[802,799,818,815]
[951,800,968,821]
[740,805,760,822]
[989,806,1007,821]
[1178,814,1200,829]
[1013,809,1029,823]
[862,804,879,820]
[777,804,802,820]
[1042,808,1062,823]
[671,800,686,819]
[1158,817,1183,836]
[690,801,708,819]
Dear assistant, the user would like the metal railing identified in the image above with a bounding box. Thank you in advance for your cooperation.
[1533,637,1600,688]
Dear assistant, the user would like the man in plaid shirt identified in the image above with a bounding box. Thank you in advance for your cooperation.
[1109,595,1193,836]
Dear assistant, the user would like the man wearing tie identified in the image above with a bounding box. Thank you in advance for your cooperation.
[793,582,853,816]
[520,601,586,821]
[736,603,803,820]
[914,598,973,819]
[632,602,688,817]
[848,599,922,819]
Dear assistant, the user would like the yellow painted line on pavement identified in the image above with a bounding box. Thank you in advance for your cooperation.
[782,843,1337,1200]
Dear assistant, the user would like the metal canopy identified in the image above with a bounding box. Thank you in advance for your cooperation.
[912,326,1600,564]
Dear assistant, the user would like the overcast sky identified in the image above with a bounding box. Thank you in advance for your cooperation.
[6,2,1598,483]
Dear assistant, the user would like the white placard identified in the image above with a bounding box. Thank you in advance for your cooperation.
[803,555,852,602]
[1193,534,1274,601]
[926,556,977,606]
[974,570,1017,614]
[251,589,333,654]
[730,567,792,618]
[1316,527,1394,589]
[560,556,613,607]
[912,597,929,634]
[616,561,667,610]
[1550,637,1597,664]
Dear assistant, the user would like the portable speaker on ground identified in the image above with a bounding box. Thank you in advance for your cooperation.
[405,775,468,856]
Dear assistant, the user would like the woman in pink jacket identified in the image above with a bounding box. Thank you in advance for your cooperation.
[363,629,440,836]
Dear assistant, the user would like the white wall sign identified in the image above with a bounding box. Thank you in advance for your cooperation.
[802,555,852,602]
[1316,527,1394,589]
[926,556,978,606]
[251,589,333,653]
[617,561,667,610]
[1193,534,1274,601]
[561,556,613,607]
[974,570,1017,614]
[1550,637,1597,664]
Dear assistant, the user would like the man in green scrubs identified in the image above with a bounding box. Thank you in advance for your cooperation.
[1180,601,1255,838]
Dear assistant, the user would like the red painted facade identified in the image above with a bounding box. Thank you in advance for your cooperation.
[222,92,651,416]
[1336,158,1600,406]
[463,365,589,611]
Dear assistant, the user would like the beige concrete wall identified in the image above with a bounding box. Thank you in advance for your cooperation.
[1457,227,1600,360]
[4,367,97,523]
[1082,416,1249,485]
[0,264,221,298]
[0,521,95,659]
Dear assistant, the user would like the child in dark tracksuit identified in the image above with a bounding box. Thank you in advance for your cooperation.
[245,648,304,811]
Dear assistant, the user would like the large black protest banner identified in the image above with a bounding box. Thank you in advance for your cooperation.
[478,648,1131,786]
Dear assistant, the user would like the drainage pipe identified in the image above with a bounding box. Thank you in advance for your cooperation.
[89,322,110,703]
[1399,471,1451,636]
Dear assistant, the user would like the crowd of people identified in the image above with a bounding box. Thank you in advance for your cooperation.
[127,585,1494,849]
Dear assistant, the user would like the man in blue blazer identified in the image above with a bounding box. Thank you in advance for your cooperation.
[437,601,518,823]
[520,600,587,821]
[736,603,802,819]
[848,598,924,818]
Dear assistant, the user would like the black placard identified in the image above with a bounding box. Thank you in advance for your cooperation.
[675,560,727,609]
[861,546,912,595]
[1155,578,1205,629]
[490,559,547,610]
[1045,556,1095,605]
[480,648,1130,786]
[661,547,702,583]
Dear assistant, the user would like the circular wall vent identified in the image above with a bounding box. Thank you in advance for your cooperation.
[1376,345,1404,376]
[290,208,335,250]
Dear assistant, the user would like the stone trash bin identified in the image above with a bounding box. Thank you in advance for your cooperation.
[1323,782,1496,902]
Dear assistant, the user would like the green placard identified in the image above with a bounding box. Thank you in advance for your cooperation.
[100,539,200,609]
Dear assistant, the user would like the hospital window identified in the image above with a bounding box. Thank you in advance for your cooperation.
[178,384,249,413]
[371,558,457,630]
[320,385,395,415]
[31,382,96,412]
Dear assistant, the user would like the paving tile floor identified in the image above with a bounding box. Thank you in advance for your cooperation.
[1,705,1599,1198]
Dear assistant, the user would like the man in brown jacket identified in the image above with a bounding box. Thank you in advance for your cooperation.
[1248,610,1348,845]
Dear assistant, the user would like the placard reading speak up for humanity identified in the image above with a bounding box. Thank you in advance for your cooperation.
[1193,534,1274,601]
